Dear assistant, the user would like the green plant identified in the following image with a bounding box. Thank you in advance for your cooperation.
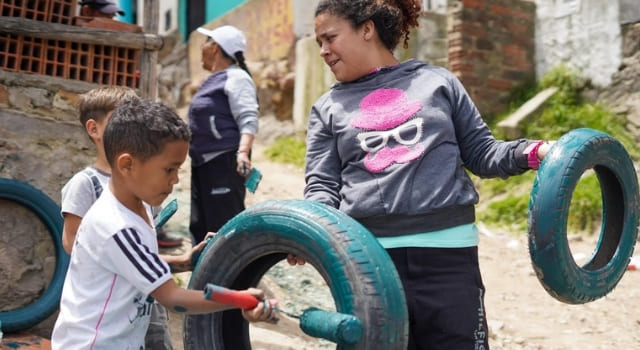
[477,65,637,235]
[567,172,602,234]
[263,135,307,168]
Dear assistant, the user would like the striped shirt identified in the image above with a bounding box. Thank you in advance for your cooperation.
[52,186,171,350]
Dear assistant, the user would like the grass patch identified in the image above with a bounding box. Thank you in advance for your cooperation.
[477,65,637,236]
[263,135,306,168]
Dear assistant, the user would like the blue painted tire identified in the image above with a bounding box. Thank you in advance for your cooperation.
[184,199,408,350]
[528,128,639,304]
[0,178,69,332]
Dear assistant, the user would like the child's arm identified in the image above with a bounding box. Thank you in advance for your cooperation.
[62,213,82,254]
[160,232,213,272]
[151,279,277,323]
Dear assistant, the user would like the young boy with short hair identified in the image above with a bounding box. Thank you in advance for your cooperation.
[60,86,139,254]
[51,99,276,349]
[60,86,185,349]
[61,86,182,253]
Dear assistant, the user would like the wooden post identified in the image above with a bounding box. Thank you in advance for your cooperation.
[139,0,160,100]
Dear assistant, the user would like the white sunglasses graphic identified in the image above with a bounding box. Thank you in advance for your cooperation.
[356,118,423,153]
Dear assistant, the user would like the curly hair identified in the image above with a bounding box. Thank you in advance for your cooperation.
[315,0,422,50]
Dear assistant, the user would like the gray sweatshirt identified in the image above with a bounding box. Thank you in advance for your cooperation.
[304,60,532,237]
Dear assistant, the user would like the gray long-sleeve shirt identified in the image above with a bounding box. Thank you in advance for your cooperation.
[188,65,259,166]
[304,60,532,237]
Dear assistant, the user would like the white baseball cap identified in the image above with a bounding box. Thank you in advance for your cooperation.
[196,25,247,56]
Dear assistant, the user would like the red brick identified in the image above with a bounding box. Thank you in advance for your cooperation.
[468,51,487,61]
[487,77,513,90]
[448,49,467,60]
[450,62,474,73]
[490,4,512,16]
[463,0,486,9]
[448,38,464,49]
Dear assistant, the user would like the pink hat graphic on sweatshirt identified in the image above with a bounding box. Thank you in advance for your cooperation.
[351,88,424,173]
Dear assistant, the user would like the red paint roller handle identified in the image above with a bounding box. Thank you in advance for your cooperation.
[203,283,260,309]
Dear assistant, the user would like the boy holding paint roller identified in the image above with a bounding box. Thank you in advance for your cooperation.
[51,99,277,349]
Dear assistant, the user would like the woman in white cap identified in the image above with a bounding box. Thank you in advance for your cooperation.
[188,25,259,244]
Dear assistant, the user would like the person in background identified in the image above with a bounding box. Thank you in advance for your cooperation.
[51,99,277,350]
[188,25,259,244]
[61,86,138,255]
[78,0,124,19]
[300,0,552,349]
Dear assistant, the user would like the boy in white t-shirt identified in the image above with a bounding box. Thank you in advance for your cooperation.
[60,86,182,349]
[51,99,277,349]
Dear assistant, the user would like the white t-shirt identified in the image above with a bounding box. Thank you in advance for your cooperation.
[61,166,110,218]
[61,166,162,232]
[52,186,172,350]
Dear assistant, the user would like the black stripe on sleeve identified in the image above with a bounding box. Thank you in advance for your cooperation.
[113,230,156,284]
[128,228,169,275]
[120,228,167,279]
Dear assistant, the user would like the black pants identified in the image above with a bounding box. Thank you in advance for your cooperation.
[190,152,245,244]
[386,246,489,350]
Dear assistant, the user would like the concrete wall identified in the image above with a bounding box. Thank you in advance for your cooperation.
[535,0,621,87]
[620,0,640,24]
[136,0,180,35]
[412,12,449,67]
[293,0,320,38]
[292,36,335,131]
[421,0,448,13]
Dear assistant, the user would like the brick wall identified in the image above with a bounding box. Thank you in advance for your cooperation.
[448,0,536,118]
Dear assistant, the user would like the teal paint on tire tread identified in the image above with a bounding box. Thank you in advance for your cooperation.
[0,178,69,332]
[528,128,639,304]
[184,199,408,350]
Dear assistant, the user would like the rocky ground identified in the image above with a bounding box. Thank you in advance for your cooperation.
[159,116,640,350]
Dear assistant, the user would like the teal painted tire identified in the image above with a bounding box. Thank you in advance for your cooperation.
[184,199,408,350]
[528,128,639,304]
[0,178,69,332]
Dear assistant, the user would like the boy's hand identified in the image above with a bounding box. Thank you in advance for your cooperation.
[186,232,216,270]
[164,232,216,272]
[240,288,279,324]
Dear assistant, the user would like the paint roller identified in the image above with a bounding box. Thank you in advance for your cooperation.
[203,283,363,346]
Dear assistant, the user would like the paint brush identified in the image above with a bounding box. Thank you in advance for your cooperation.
[244,167,262,193]
[154,198,178,230]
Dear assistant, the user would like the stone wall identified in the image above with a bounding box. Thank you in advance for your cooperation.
[0,71,97,336]
[598,22,640,140]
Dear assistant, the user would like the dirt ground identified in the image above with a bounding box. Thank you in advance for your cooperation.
[160,117,640,350]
